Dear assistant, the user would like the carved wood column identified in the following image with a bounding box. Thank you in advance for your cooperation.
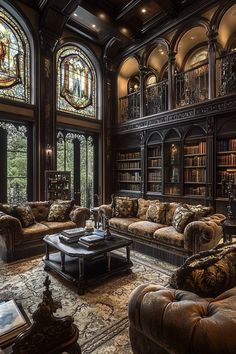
[168,50,176,110]
[208,30,218,100]
[139,66,147,118]
[206,116,215,207]
[103,58,117,202]
[137,131,146,198]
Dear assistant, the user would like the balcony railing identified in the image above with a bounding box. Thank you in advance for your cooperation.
[145,80,168,116]
[175,63,209,107]
[119,91,140,122]
[217,50,236,97]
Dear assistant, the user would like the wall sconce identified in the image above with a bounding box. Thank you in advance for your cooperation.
[46,144,53,168]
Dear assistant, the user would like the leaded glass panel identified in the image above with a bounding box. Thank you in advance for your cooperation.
[57,46,96,118]
[0,8,30,103]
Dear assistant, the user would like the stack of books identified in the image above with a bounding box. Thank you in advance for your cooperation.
[78,234,105,249]
[59,228,85,244]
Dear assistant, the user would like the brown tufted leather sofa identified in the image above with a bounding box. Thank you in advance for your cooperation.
[128,242,236,354]
[0,201,90,262]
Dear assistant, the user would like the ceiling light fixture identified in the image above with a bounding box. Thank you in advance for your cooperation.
[231,10,236,17]
[141,8,147,14]
[121,28,128,34]
[74,13,78,17]
[92,24,96,28]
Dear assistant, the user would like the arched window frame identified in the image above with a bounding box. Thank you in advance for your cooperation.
[56,44,100,119]
[0,1,34,104]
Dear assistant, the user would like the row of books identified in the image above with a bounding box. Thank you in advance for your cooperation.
[184,142,206,155]
[217,139,236,152]
[184,156,206,166]
[184,186,206,196]
[118,183,140,191]
[119,172,141,181]
[148,146,162,157]
[217,154,236,165]
[217,171,236,184]
[148,159,162,167]
[116,152,141,160]
[148,171,162,181]
[148,184,162,192]
[117,161,140,169]
[184,169,206,183]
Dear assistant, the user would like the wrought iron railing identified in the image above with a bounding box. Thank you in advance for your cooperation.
[217,51,236,97]
[119,91,140,122]
[145,80,168,115]
[175,63,209,107]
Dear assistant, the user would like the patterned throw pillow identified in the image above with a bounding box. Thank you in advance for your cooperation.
[172,204,194,233]
[146,201,166,224]
[137,198,151,220]
[113,197,137,218]
[170,242,236,298]
[14,205,36,228]
[48,200,74,222]
[165,202,179,226]
[188,204,213,220]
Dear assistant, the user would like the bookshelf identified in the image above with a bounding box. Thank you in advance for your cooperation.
[216,138,236,198]
[116,150,141,193]
[45,170,71,201]
[147,144,162,194]
[164,142,181,195]
[184,141,207,196]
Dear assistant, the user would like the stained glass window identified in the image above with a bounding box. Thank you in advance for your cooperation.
[0,8,30,103]
[57,46,96,118]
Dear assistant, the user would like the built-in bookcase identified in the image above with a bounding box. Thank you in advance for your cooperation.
[164,142,181,195]
[147,144,162,194]
[183,141,207,196]
[216,138,236,198]
[116,150,141,193]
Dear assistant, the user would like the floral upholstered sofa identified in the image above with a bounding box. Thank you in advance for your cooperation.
[99,197,225,265]
[0,200,90,262]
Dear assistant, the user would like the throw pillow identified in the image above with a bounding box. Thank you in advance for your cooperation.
[137,198,151,220]
[47,200,74,222]
[146,201,166,224]
[170,242,236,298]
[14,205,36,228]
[0,203,14,215]
[188,204,213,220]
[26,201,51,222]
[172,204,194,233]
[165,202,179,226]
[113,197,137,218]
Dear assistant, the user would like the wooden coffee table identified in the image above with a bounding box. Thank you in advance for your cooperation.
[43,233,133,294]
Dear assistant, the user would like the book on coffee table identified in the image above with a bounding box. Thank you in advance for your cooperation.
[61,228,85,237]
[78,234,105,248]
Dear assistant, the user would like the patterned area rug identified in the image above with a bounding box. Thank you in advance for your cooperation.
[0,251,176,353]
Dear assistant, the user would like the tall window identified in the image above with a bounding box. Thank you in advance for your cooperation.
[0,121,32,203]
[57,130,97,208]
[0,7,31,103]
[56,45,96,118]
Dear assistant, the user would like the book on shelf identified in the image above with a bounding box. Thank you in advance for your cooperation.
[61,228,85,237]
[0,299,28,346]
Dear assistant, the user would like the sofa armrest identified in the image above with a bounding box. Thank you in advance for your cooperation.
[69,206,90,227]
[184,213,225,253]
[98,204,112,219]
[0,214,23,253]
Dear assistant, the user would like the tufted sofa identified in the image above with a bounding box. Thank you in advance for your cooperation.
[128,242,236,354]
[99,197,225,265]
[0,201,90,262]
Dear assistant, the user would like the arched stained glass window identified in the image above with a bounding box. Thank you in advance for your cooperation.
[0,7,30,103]
[57,45,96,118]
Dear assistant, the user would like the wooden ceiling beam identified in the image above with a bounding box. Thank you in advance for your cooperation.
[115,0,142,20]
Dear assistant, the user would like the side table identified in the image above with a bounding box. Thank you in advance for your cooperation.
[221,218,236,242]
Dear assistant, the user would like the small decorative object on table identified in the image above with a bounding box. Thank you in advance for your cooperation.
[104,216,113,240]
[85,217,94,233]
